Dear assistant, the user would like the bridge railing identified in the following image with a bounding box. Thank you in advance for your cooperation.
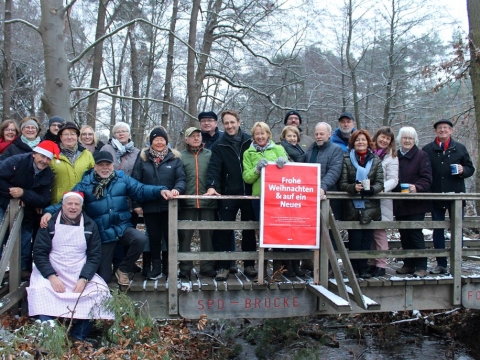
[0,200,25,315]
[167,192,480,315]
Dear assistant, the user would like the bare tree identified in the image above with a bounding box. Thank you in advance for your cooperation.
[2,0,12,120]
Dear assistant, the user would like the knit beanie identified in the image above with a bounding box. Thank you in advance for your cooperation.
[49,116,66,126]
[283,110,302,125]
[149,127,169,145]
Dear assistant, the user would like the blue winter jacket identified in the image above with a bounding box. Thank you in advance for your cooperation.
[44,169,166,244]
[331,127,357,153]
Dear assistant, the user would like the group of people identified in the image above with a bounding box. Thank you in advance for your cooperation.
[0,110,474,340]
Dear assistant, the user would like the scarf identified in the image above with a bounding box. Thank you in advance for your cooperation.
[21,135,41,149]
[60,142,78,164]
[435,137,451,151]
[111,138,136,163]
[93,171,116,199]
[349,149,373,209]
[223,128,243,154]
[308,142,322,163]
[0,137,16,154]
[281,140,305,162]
[373,147,386,160]
[81,143,96,154]
[61,210,82,226]
[149,147,168,167]
[252,141,269,153]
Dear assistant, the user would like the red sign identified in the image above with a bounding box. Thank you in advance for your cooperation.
[260,163,320,248]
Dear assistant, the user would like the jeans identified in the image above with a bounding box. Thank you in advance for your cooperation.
[97,227,147,283]
[432,203,465,268]
[37,315,93,341]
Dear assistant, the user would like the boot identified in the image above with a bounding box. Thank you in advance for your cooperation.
[148,260,162,280]
[283,261,296,277]
[142,252,151,278]
[291,260,305,276]
[162,251,168,276]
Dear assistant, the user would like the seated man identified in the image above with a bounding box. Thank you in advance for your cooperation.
[41,151,172,285]
[27,192,112,342]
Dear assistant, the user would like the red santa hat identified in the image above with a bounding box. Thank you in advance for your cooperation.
[63,191,84,204]
[33,140,61,163]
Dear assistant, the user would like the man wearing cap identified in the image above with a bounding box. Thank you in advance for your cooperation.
[331,112,357,153]
[198,111,223,149]
[178,127,216,278]
[28,191,112,342]
[43,116,66,143]
[205,109,257,281]
[41,151,173,286]
[283,110,314,150]
[0,140,58,279]
[423,119,475,274]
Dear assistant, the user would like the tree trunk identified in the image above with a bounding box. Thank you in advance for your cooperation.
[186,0,201,122]
[383,0,396,127]
[86,0,109,129]
[162,0,179,129]
[2,0,12,120]
[39,0,72,120]
[467,0,480,214]
[346,0,361,128]
[128,26,142,147]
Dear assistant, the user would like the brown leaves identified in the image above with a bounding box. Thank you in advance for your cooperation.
[197,314,208,330]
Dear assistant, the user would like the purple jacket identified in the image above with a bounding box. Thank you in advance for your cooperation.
[393,145,432,216]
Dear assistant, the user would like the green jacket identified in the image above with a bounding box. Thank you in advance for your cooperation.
[180,146,217,209]
[50,149,95,204]
[242,140,288,196]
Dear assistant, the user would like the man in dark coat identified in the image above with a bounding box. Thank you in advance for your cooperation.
[42,116,65,144]
[198,111,223,150]
[422,119,475,274]
[205,109,257,281]
[0,141,58,279]
[41,151,173,285]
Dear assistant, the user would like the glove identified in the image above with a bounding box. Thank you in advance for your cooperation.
[254,159,269,174]
[276,156,288,169]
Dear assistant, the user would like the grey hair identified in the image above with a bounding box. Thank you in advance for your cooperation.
[315,122,332,134]
[112,122,131,135]
[396,126,419,145]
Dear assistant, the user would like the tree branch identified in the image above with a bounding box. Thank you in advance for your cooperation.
[59,0,78,17]
[70,85,121,109]
[4,19,40,34]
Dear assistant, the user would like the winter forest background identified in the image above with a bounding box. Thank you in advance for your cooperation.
[1,0,479,195]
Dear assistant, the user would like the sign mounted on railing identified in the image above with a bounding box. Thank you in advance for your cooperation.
[260,163,321,249]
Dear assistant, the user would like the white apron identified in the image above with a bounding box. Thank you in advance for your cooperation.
[27,213,113,319]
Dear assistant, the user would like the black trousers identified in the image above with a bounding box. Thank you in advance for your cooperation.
[215,199,256,269]
[144,212,169,261]
[348,229,373,273]
[396,213,427,270]
[97,227,147,283]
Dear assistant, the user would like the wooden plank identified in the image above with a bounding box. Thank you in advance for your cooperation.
[307,284,351,312]
[226,276,243,291]
[157,275,167,291]
[328,280,380,310]
[338,220,449,230]
[278,277,293,290]
[234,273,252,290]
[178,289,317,319]
[365,278,383,287]
[451,199,463,305]
[0,282,28,316]
[0,206,23,287]
[178,221,258,230]
[191,270,200,291]
[198,275,215,291]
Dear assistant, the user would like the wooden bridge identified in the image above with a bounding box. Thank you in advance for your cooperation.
[1,193,480,319]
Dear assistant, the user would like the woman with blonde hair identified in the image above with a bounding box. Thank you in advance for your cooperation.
[0,119,20,154]
[79,125,103,156]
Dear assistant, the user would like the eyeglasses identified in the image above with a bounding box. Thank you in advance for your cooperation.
[81,133,94,136]
[200,119,215,123]
[4,128,16,132]
[51,123,63,128]
[61,132,77,137]
[115,130,129,134]
[23,126,37,131]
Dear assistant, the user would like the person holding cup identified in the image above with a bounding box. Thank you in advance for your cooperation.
[367,127,399,277]
[422,119,475,274]
[338,130,384,278]
[393,127,432,277]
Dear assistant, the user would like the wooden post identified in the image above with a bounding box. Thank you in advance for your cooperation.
[168,199,179,315]
[258,248,265,283]
[451,199,463,305]
[9,200,22,314]
[318,200,329,285]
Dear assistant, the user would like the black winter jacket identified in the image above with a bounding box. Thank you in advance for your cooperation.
[393,145,432,216]
[202,128,224,150]
[0,153,53,213]
[0,137,34,161]
[33,211,102,281]
[206,129,253,195]
[132,148,186,213]
[422,137,474,194]
[338,151,384,222]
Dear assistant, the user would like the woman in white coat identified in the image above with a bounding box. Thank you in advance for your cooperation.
[368,127,399,277]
